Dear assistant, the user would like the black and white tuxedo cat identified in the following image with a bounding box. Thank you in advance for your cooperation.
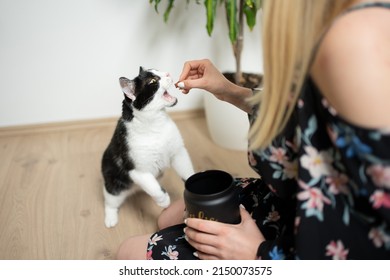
[101,67,194,228]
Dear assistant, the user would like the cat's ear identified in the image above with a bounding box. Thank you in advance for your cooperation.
[139,66,145,74]
[119,77,136,101]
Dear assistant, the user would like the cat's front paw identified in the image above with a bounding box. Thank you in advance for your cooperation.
[155,193,170,208]
[105,208,119,228]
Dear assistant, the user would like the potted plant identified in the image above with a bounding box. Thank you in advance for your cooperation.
[150,0,262,150]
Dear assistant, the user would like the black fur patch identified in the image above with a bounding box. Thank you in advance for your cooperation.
[132,69,160,110]
[101,119,134,195]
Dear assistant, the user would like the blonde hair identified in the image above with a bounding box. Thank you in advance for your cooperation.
[249,0,356,150]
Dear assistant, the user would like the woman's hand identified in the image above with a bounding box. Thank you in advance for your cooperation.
[177,59,229,97]
[176,59,253,113]
[184,205,265,260]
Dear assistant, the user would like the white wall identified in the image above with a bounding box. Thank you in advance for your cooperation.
[0,0,263,127]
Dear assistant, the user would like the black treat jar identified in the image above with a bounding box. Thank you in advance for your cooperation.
[184,170,241,224]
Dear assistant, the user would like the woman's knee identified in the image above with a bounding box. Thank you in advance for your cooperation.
[157,198,185,229]
[117,234,150,260]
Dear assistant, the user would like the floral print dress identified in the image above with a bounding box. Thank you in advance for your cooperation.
[250,77,390,260]
[146,2,390,260]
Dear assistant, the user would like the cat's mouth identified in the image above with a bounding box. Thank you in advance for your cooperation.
[163,91,177,106]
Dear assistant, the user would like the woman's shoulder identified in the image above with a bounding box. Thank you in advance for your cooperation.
[310,4,390,130]
[324,3,390,48]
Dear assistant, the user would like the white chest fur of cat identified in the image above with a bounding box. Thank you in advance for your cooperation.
[101,67,194,228]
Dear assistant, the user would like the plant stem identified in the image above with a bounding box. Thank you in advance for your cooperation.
[233,0,244,85]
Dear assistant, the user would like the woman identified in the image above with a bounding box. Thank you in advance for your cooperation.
[117,0,390,260]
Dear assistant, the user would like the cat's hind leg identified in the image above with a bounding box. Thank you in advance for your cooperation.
[129,170,170,208]
[103,187,131,228]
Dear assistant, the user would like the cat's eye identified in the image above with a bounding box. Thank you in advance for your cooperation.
[148,78,157,85]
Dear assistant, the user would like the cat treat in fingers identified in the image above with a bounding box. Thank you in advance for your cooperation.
[175,82,185,89]
[101,67,194,228]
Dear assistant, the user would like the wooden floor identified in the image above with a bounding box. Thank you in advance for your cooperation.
[0,111,257,259]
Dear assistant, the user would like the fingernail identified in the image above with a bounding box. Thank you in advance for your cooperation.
[177,82,185,89]
[184,219,187,224]
[193,251,199,258]
[239,204,245,209]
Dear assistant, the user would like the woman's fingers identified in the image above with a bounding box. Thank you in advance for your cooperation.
[184,227,221,258]
[184,225,219,246]
[183,207,265,260]
[178,60,204,81]
[185,218,225,235]
[195,251,219,260]
[184,218,234,259]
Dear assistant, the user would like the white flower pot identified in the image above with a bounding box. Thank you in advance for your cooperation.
[204,93,249,151]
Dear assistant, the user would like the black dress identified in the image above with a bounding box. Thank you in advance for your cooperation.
[146,2,390,260]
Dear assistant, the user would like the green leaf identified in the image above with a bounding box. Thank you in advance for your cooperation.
[204,0,217,36]
[246,0,262,9]
[244,0,261,30]
[163,0,175,22]
[245,0,254,8]
[150,0,162,13]
[225,0,238,43]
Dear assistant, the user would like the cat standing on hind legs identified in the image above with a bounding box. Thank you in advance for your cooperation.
[101,67,194,228]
